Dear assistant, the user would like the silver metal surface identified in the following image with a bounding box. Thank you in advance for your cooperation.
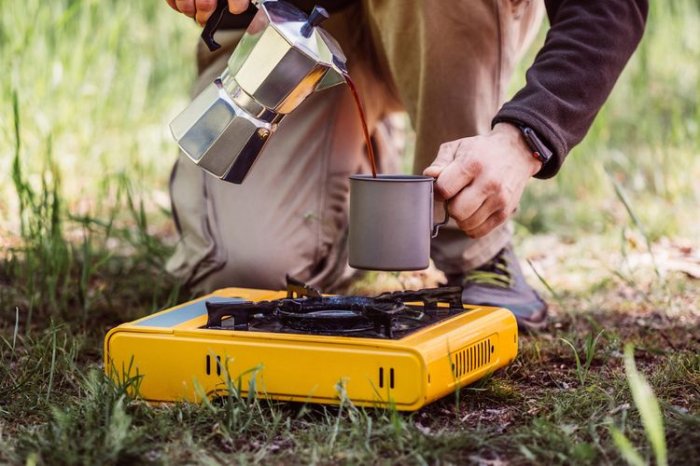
[349,175,446,271]
[170,0,348,184]
[170,80,273,181]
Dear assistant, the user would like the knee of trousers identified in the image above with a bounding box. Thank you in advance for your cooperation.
[193,230,323,293]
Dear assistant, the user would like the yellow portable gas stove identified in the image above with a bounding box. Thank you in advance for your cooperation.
[104,278,518,411]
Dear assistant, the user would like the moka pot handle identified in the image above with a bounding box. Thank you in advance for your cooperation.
[201,0,230,52]
[202,0,273,52]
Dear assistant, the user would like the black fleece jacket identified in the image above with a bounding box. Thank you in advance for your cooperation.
[493,0,648,178]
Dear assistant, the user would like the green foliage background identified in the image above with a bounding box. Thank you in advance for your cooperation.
[1,0,698,241]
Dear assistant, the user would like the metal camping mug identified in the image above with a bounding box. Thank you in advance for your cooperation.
[348,175,449,271]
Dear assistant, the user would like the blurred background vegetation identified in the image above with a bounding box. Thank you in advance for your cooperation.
[1,0,699,244]
[1,0,699,236]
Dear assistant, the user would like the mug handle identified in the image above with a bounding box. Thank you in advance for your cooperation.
[431,200,449,238]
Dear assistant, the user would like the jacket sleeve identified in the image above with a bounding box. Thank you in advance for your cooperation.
[492,0,648,179]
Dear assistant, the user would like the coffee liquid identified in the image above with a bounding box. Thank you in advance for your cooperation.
[344,73,378,178]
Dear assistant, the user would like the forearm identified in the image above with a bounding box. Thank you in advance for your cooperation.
[493,0,648,179]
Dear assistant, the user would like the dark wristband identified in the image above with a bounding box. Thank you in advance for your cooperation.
[518,125,553,165]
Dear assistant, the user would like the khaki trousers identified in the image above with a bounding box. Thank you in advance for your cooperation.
[167,0,544,293]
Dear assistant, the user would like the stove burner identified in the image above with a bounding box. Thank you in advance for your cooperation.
[277,300,407,335]
[279,309,375,334]
[205,276,464,339]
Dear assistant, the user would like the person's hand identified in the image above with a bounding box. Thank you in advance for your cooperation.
[165,0,251,26]
[423,123,542,238]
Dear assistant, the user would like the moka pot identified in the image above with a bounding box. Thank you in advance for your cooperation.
[170,0,348,183]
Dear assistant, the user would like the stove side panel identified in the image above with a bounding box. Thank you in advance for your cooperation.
[419,308,518,404]
[105,330,431,410]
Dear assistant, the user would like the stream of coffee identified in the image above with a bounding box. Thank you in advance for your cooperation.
[344,74,378,178]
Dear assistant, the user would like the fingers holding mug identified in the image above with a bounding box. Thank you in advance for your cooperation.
[461,209,509,239]
[423,140,460,179]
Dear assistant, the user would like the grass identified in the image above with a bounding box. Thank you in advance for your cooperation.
[1,0,699,464]
[1,281,698,464]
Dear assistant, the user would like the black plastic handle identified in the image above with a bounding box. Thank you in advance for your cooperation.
[201,0,230,52]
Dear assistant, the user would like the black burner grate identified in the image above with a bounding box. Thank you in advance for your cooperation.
[204,276,465,339]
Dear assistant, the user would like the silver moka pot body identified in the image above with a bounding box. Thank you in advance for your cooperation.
[170,0,348,183]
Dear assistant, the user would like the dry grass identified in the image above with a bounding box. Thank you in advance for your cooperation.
[2,226,699,464]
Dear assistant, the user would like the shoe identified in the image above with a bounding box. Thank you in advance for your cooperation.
[448,244,548,331]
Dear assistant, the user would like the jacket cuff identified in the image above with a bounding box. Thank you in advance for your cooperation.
[492,106,568,179]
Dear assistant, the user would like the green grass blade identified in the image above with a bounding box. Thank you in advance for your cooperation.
[560,337,584,385]
[610,425,646,466]
[624,344,668,466]
[610,175,661,279]
[12,307,19,353]
[526,258,562,301]
[46,323,57,402]
[583,330,604,376]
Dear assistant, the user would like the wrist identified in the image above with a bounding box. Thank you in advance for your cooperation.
[492,122,543,177]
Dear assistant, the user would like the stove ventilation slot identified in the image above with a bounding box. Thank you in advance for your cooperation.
[206,355,222,376]
[378,367,395,389]
[451,338,493,378]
